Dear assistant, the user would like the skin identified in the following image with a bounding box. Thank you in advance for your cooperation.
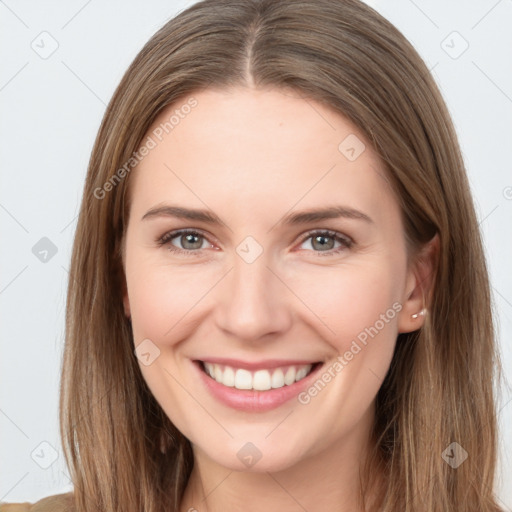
[121,87,437,511]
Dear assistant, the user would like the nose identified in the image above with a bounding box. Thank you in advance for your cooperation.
[214,252,293,343]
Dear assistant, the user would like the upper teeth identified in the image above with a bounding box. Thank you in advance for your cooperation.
[203,362,313,391]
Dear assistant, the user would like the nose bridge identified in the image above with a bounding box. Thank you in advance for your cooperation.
[215,246,291,341]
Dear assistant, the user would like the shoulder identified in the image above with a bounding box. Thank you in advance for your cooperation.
[0,493,74,512]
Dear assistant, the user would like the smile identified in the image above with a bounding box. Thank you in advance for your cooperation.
[193,358,324,412]
[201,361,315,390]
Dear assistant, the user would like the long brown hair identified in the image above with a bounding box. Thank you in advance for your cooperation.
[60,0,505,510]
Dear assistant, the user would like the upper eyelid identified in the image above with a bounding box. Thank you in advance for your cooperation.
[160,228,217,246]
[300,229,351,242]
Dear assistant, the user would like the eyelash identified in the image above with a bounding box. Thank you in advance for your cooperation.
[156,228,353,257]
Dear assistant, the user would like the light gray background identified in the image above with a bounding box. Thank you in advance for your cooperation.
[1,0,511,507]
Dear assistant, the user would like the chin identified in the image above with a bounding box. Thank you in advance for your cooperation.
[192,434,312,473]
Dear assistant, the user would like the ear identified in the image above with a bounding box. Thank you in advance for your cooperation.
[119,235,131,319]
[397,233,439,333]
[123,282,131,319]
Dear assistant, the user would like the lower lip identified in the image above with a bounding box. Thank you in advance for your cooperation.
[193,360,323,412]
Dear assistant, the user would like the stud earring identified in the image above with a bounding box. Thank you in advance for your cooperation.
[411,308,426,319]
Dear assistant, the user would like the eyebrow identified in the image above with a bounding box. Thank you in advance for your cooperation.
[141,204,374,226]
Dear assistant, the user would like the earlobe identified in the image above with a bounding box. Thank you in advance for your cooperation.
[397,233,439,333]
[411,308,426,320]
[398,283,427,333]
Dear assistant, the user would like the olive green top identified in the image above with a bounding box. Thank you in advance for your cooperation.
[0,493,74,512]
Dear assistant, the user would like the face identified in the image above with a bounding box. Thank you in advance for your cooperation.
[122,87,423,472]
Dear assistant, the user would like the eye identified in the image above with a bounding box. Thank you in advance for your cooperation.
[157,229,213,257]
[297,230,353,256]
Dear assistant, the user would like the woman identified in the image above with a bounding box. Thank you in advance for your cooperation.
[1,0,506,510]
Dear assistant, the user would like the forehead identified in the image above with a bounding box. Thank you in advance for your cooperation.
[128,87,398,226]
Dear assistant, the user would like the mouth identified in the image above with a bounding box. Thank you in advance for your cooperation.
[192,358,324,412]
[198,360,320,390]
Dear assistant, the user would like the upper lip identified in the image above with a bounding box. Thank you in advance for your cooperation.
[196,357,321,371]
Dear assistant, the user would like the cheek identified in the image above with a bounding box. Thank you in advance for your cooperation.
[290,260,403,354]
[126,258,217,344]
